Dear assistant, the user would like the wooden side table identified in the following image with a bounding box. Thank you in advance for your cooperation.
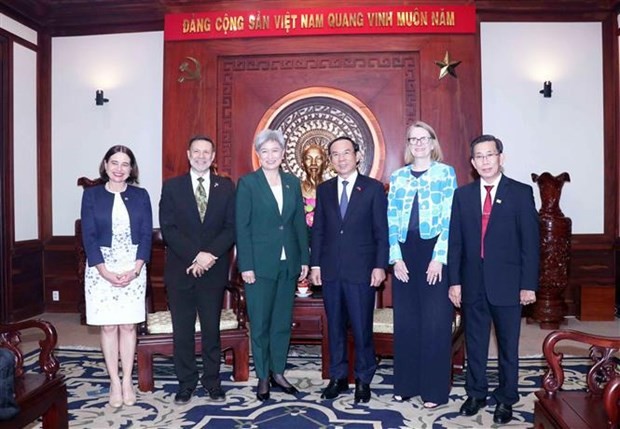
[290,294,329,379]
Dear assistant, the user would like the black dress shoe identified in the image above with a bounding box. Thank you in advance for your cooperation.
[493,402,513,424]
[270,374,299,395]
[393,395,412,402]
[256,378,270,401]
[321,378,349,399]
[459,396,487,416]
[173,386,195,405]
[354,379,371,403]
[205,384,226,402]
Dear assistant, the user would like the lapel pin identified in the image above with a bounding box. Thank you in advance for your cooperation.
[286,184,290,189]
[496,199,502,204]
[356,186,362,191]
[214,182,219,188]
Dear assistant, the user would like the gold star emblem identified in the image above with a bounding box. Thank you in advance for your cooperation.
[435,51,462,79]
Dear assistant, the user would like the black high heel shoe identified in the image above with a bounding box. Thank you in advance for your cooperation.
[256,378,270,401]
[270,373,299,395]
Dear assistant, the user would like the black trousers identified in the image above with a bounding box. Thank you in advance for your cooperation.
[167,282,226,390]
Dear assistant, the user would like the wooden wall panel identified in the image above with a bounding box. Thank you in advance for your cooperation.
[10,241,44,320]
[565,245,616,317]
[44,236,80,312]
[163,34,480,186]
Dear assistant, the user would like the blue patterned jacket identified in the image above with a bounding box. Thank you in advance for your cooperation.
[387,161,457,264]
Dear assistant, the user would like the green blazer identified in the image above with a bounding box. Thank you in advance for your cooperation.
[235,169,309,280]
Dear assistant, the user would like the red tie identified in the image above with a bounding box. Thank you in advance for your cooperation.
[481,185,493,258]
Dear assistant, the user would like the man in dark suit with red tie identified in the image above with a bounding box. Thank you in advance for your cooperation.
[159,136,235,404]
[448,134,539,424]
[309,136,389,403]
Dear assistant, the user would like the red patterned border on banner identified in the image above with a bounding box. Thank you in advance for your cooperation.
[165,5,476,41]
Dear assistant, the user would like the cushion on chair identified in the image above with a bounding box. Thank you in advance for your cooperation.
[146,310,238,334]
[373,308,394,334]
[372,308,462,335]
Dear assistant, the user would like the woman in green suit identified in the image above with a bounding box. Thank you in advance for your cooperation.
[236,129,310,401]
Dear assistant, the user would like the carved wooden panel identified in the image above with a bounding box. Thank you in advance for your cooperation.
[218,52,418,181]
[163,34,479,184]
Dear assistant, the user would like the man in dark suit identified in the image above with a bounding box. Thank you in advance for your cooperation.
[310,136,389,403]
[448,134,539,424]
[159,135,235,404]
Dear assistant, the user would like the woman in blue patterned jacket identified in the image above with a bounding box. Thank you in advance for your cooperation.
[387,121,457,408]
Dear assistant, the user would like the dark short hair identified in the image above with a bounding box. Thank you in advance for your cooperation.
[470,134,504,158]
[327,136,360,155]
[188,135,216,152]
[99,145,139,184]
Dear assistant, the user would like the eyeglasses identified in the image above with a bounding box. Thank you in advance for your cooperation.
[473,153,500,162]
[408,136,432,145]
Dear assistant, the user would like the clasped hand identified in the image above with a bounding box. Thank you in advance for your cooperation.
[99,266,135,287]
[186,252,218,278]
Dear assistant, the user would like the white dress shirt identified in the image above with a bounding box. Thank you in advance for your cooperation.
[479,173,502,211]
[338,170,358,204]
[190,169,211,202]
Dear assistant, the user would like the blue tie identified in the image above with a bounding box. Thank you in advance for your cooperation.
[340,180,349,218]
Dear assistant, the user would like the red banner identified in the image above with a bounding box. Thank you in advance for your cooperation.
[164,5,476,41]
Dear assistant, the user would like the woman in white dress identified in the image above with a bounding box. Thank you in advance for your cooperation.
[80,145,152,407]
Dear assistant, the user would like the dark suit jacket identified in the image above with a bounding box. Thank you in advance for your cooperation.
[159,173,235,289]
[448,175,540,306]
[81,184,152,267]
[235,169,309,280]
[311,174,389,284]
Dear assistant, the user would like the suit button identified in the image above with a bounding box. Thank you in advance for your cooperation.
[279,226,284,230]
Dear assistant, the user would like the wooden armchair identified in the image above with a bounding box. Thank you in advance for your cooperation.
[346,283,465,383]
[0,319,68,429]
[75,176,105,324]
[135,235,249,391]
[534,329,620,429]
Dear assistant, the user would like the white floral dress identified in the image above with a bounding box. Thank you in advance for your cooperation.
[85,190,146,325]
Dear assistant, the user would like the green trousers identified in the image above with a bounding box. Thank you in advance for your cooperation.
[245,261,296,379]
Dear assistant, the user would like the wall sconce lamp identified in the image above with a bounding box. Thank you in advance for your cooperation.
[95,90,109,106]
[539,81,552,98]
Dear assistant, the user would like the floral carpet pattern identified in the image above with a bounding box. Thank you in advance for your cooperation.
[26,346,590,429]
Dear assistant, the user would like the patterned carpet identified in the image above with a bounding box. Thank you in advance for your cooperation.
[25,346,591,429]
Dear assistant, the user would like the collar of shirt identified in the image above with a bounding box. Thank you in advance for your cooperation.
[190,170,211,197]
[479,173,502,210]
[338,170,358,202]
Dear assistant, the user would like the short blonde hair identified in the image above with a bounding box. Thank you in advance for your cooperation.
[404,121,444,164]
